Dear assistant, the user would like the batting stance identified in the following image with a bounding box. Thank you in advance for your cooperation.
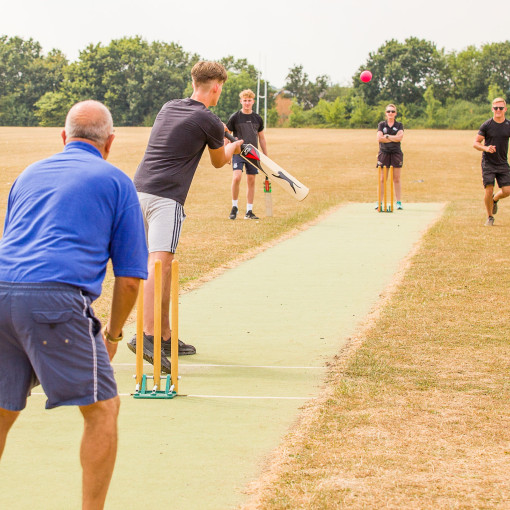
[130,61,243,371]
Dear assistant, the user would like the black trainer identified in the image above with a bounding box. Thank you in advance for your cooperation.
[229,206,238,220]
[492,198,498,215]
[162,337,196,356]
[127,333,172,373]
[244,210,259,220]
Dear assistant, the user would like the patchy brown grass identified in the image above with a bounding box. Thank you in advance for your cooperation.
[238,132,510,508]
[3,127,509,508]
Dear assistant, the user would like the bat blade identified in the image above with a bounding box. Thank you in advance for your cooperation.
[226,132,309,201]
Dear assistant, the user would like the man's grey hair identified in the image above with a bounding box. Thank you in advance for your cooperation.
[64,100,114,145]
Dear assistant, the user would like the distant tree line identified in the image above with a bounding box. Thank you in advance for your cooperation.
[285,38,510,129]
[0,35,270,127]
[1,35,509,129]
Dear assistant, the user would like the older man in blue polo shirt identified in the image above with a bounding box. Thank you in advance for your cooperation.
[0,100,148,510]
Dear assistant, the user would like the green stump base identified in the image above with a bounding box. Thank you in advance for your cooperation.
[133,374,177,399]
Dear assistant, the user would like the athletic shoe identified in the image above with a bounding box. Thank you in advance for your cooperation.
[127,333,172,373]
[397,201,403,210]
[244,210,259,220]
[485,216,495,226]
[162,337,196,356]
[229,206,238,220]
[492,198,498,215]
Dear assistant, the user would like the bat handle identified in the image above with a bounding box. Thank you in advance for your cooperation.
[224,131,236,143]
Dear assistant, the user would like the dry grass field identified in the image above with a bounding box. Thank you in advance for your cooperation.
[2,127,510,508]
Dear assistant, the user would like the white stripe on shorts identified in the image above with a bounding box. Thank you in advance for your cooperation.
[80,291,98,403]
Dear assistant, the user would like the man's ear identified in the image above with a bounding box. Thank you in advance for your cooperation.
[103,134,115,160]
[61,129,67,145]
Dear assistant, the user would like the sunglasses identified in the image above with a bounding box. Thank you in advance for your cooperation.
[386,110,396,113]
[493,106,505,110]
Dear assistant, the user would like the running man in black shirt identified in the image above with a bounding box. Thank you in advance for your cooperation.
[227,89,268,220]
[473,98,510,226]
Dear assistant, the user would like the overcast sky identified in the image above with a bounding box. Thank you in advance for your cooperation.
[1,0,508,89]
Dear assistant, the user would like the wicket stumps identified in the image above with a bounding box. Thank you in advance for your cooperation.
[264,177,273,217]
[377,165,394,212]
[133,259,179,399]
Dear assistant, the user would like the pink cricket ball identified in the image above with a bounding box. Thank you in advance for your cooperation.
[360,70,372,83]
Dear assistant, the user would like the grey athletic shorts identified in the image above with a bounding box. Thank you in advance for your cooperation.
[137,192,186,253]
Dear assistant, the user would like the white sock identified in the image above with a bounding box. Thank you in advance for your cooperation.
[232,200,238,207]
[246,204,253,212]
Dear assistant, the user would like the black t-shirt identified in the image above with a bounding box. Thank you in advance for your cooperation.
[478,118,510,167]
[226,111,264,147]
[378,120,404,153]
[134,98,224,205]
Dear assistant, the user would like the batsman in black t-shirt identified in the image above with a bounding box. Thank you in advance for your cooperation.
[226,89,268,220]
[129,61,243,367]
[473,98,510,226]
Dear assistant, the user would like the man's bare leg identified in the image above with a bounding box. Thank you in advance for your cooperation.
[246,174,256,205]
[0,407,19,459]
[231,169,242,202]
[485,185,495,217]
[80,396,120,510]
[492,185,510,210]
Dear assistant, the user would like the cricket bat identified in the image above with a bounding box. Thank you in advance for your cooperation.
[225,132,309,201]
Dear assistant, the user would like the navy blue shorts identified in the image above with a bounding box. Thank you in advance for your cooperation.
[232,154,259,175]
[0,282,118,411]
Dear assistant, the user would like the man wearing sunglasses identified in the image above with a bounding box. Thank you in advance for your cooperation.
[474,98,510,226]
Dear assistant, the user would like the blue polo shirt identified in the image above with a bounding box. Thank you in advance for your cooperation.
[0,141,148,301]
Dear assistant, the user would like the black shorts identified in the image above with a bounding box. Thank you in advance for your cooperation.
[482,162,510,188]
[377,151,403,168]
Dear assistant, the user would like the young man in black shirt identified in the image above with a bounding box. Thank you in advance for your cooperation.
[130,62,243,368]
[227,89,268,220]
[474,98,510,226]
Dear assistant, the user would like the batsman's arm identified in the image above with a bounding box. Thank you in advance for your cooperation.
[208,138,243,168]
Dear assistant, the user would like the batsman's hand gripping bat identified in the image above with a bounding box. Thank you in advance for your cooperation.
[224,132,309,201]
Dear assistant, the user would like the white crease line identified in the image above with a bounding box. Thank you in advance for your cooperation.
[32,392,311,400]
[113,363,326,370]
[117,393,310,399]
[186,394,310,400]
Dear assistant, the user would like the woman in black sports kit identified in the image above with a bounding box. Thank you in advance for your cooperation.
[377,104,404,210]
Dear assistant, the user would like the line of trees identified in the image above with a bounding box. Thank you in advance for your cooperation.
[285,38,510,129]
[1,35,509,129]
[0,35,270,127]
